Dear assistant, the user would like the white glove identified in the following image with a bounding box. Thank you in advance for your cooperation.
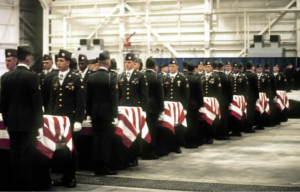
[273,96,277,103]
[158,111,164,121]
[142,111,147,119]
[73,122,82,132]
[111,118,118,127]
[86,116,92,122]
[184,110,187,116]
[36,127,43,139]
[42,106,45,113]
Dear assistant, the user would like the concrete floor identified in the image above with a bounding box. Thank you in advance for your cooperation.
[49,118,300,191]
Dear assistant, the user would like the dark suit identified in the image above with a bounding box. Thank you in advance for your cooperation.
[86,68,118,168]
[1,65,44,190]
[275,72,287,91]
[43,69,59,114]
[216,71,233,138]
[49,70,85,182]
[143,70,164,156]
[264,71,277,127]
[284,68,292,92]
[244,71,259,132]
[185,72,204,146]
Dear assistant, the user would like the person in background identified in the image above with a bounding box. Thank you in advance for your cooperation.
[4,49,18,71]
[182,61,189,76]
[225,61,233,76]
[159,63,168,77]
[195,61,204,77]
[78,54,92,85]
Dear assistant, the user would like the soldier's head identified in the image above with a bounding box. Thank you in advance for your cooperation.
[232,63,240,74]
[197,61,204,72]
[17,46,31,65]
[252,66,255,72]
[225,61,232,72]
[264,62,270,71]
[57,49,71,71]
[134,58,143,71]
[88,64,95,70]
[212,61,218,70]
[125,53,135,71]
[78,54,88,71]
[218,62,224,72]
[246,61,254,71]
[110,58,117,71]
[168,59,178,74]
[240,63,244,72]
[98,51,111,70]
[160,63,168,73]
[256,64,263,74]
[273,64,279,73]
[42,54,53,71]
[187,61,196,73]
[183,61,188,70]
[204,60,213,73]
[70,58,78,70]
[146,57,157,71]
[5,49,18,71]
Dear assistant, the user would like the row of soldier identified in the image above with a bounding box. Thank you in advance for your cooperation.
[1,46,288,190]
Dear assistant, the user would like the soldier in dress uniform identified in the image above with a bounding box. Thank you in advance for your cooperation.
[86,51,118,175]
[184,61,204,148]
[118,53,148,166]
[78,54,92,85]
[228,63,248,137]
[142,57,164,159]
[199,61,221,144]
[1,46,44,190]
[134,58,144,73]
[254,64,270,130]
[212,61,219,74]
[263,62,277,127]
[195,61,205,77]
[182,61,189,76]
[159,63,168,76]
[70,58,79,74]
[244,61,259,133]
[163,58,189,153]
[110,58,118,75]
[225,61,233,76]
[4,49,18,71]
[215,61,232,140]
[50,49,85,188]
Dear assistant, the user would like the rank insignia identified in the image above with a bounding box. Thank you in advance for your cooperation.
[177,81,181,87]
[81,86,84,89]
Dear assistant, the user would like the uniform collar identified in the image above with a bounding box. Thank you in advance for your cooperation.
[146,69,155,73]
[274,72,278,76]
[58,69,70,81]
[99,67,108,71]
[162,71,167,75]
[206,72,212,76]
[110,69,117,72]
[169,72,178,78]
[18,63,29,70]
[125,68,134,76]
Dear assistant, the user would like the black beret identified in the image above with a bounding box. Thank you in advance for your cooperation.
[17,46,31,56]
[99,51,110,61]
[274,64,279,68]
[55,54,58,62]
[198,61,203,65]
[218,61,224,68]
[160,63,168,68]
[204,60,211,66]
[111,58,117,70]
[257,63,262,68]
[238,62,244,69]
[169,58,178,65]
[58,49,72,61]
[5,49,17,58]
[43,54,52,61]
[183,61,189,68]
[187,61,196,71]
[233,62,239,68]
[246,61,254,69]
[88,59,96,64]
[78,54,88,62]
[264,62,270,68]
[70,58,77,66]
[212,61,218,68]
[135,58,143,65]
[125,53,135,61]
[225,61,231,65]
[146,57,157,68]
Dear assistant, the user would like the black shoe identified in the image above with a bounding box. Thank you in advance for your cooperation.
[171,146,182,153]
[128,158,139,167]
[95,168,118,175]
[185,143,199,149]
[204,139,213,144]
[244,129,256,133]
[215,136,230,140]
[230,132,242,137]
[142,153,159,160]
[67,178,76,188]
[52,179,66,187]
[254,126,264,130]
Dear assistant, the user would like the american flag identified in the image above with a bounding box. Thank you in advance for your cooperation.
[229,95,247,121]
[36,115,74,158]
[199,97,221,126]
[255,92,270,115]
[276,90,290,112]
[0,118,9,148]
[158,102,187,134]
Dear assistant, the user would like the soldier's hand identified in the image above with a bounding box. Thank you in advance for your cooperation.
[74,122,82,132]
[142,111,147,119]
[111,118,118,127]
[87,116,92,122]
[184,110,187,116]
[36,127,44,139]
[158,112,164,121]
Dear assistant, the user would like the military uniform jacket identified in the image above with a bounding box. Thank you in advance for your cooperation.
[182,70,188,76]
[81,69,93,85]
[229,73,248,99]
[1,66,44,132]
[163,72,189,110]
[43,69,59,114]
[86,69,118,120]
[274,72,287,91]
[49,70,86,123]
[200,73,222,102]
[159,72,167,77]
[256,73,271,98]
[195,71,205,78]
[245,71,259,101]
[264,72,277,98]
[144,70,164,114]
[118,70,148,112]
[225,71,233,76]
[186,72,204,111]
[217,72,233,104]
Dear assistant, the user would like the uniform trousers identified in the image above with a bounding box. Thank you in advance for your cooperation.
[244,99,256,132]
[184,109,199,145]
[200,119,217,141]
[91,118,114,168]
[142,113,159,157]
[216,102,229,137]
[228,115,243,134]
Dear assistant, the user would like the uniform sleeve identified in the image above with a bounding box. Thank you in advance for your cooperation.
[139,74,148,112]
[197,76,204,108]
[75,77,86,123]
[30,74,44,129]
[253,75,259,100]
[86,78,92,116]
[110,74,119,119]
[0,75,8,126]
[181,76,189,110]
[156,75,165,112]
[227,76,233,103]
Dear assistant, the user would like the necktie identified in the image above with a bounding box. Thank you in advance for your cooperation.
[59,74,63,81]
[171,76,174,83]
